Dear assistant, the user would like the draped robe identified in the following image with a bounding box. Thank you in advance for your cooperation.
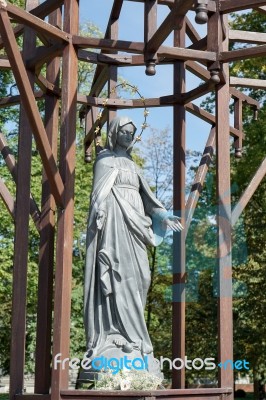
[84,149,168,366]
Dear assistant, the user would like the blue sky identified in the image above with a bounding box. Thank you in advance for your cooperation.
[79,1,212,153]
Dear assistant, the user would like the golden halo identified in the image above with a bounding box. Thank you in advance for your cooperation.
[94,82,149,142]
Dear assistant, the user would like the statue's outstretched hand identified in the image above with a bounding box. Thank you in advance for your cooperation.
[163,216,184,232]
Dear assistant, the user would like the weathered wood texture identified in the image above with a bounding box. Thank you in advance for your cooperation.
[220,0,266,13]
[185,127,216,236]
[35,8,62,395]
[3,2,69,43]
[0,9,64,207]
[232,158,266,226]
[0,133,41,230]
[172,25,186,390]
[60,388,233,399]
[0,177,15,218]
[4,2,37,399]
[214,15,233,394]
[230,77,266,89]
[51,1,79,399]
[229,29,266,44]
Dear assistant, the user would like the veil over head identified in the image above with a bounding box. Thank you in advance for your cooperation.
[106,116,137,152]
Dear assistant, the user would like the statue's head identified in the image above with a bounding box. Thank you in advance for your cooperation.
[106,116,137,152]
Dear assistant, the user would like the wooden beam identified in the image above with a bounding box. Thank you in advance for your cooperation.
[0,0,64,50]
[220,0,266,13]
[144,0,157,70]
[0,91,43,108]
[230,77,266,89]
[232,158,266,226]
[214,14,233,394]
[229,29,266,44]
[182,81,215,104]
[0,177,15,219]
[108,0,124,22]
[0,132,41,230]
[9,2,37,397]
[0,23,24,50]
[126,0,175,5]
[35,73,61,96]
[106,7,119,125]
[230,87,260,108]
[185,102,244,139]
[172,24,186,390]
[185,127,215,236]
[221,44,266,62]
[185,16,201,43]
[187,36,207,51]
[233,98,243,157]
[83,107,108,148]
[78,49,143,65]
[26,44,65,71]
[51,0,79,398]
[256,5,266,13]
[158,45,216,62]
[89,66,109,98]
[88,0,124,97]
[15,395,50,400]
[126,0,217,11]
[72,35,145,54]
[185,59,260,108]
[0,55,10,68]
[30,0,64,19]
[77,93,178,108]
[3,2,70,43]
[185,59,210,80]
[0,9,64,207]
[79,0,124,123]
[35,9,62,394]
[146,0,195,54]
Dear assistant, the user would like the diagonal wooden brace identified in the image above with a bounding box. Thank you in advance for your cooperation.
[0,9,64,208]
[231,157,266,226]
[0,132,41,231]
[1,1,70,43]
[0,176,15,219]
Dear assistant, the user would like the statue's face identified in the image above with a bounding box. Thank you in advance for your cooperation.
[116,123,135,148]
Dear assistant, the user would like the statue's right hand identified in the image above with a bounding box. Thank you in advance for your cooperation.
[96,210,106,230]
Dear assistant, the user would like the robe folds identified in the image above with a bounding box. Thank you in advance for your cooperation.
[84,149,168,364]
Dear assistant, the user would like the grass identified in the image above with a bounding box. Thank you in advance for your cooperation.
[0,394,9,400]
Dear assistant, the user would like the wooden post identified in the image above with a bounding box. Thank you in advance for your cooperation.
[214,13,234,394]
[172,22,186,389]
[9,1,37,399]
[51,1,79,399]
[234,98,243,158]
[107,8,119,125]
[144,0,157,75]
[35,7,62,394]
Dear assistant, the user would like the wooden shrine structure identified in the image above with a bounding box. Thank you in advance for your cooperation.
[0,0,266,399]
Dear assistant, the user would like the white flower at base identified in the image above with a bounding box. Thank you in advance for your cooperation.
[94,369,163,391]
[120,379,131,390]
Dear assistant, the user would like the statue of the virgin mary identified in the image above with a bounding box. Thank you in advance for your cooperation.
[83,116,183,378]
